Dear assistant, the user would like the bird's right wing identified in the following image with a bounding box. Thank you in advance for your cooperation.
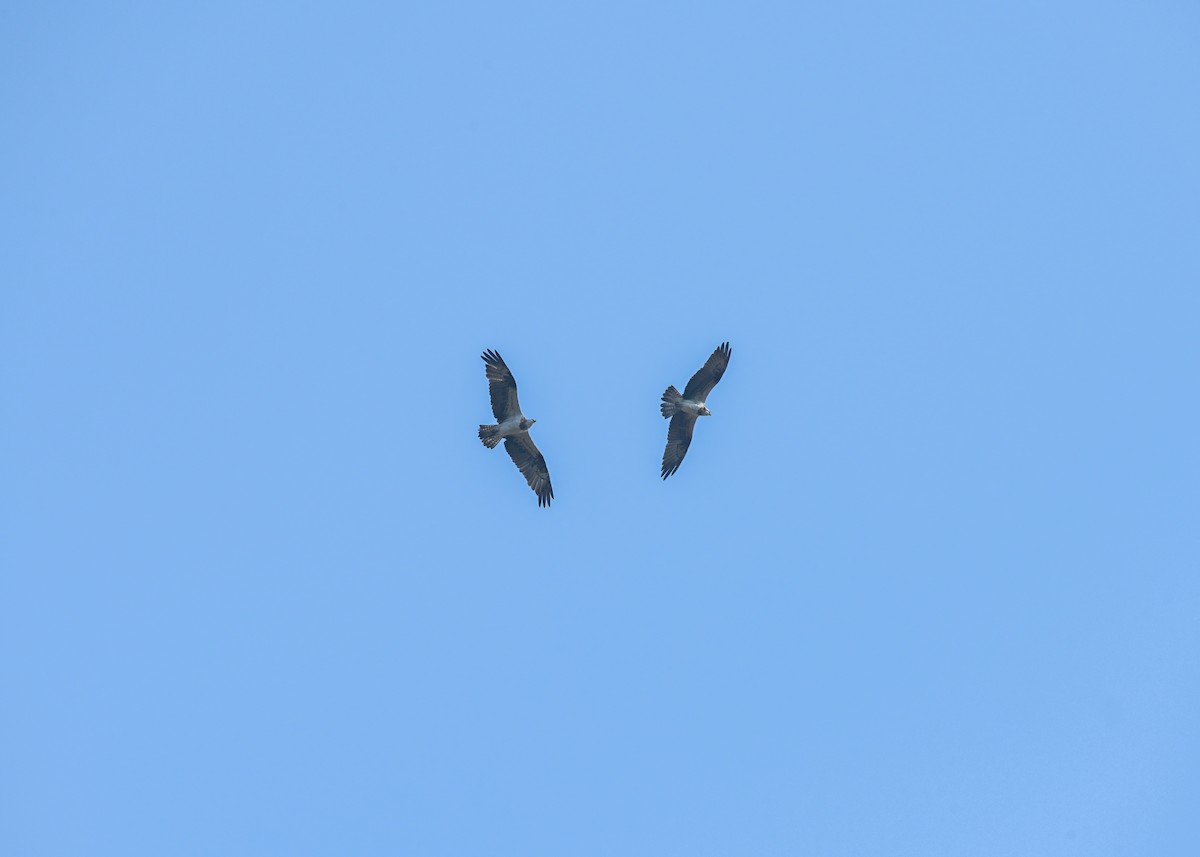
[682,342,732,401]
[482,349,522,421]
[661,413,697,479]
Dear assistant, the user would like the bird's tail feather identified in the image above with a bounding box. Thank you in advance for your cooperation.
[660,385,683,418]
[479,424,501,448]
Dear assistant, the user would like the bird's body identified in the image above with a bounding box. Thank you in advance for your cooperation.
[660,342,731,479]
[665,396,711,418]
[480,414,535,448]
[478,350,554,507]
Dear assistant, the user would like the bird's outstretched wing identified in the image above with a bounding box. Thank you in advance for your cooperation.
[504,433,554,507]
[682,341,732,401]
[661,413,697,479]
[482,349,522,421]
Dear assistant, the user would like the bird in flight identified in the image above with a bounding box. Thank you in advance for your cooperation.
[659,342,732,479]
[478,349,554,507]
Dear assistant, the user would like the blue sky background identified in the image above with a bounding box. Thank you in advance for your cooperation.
[3,2,1199,855]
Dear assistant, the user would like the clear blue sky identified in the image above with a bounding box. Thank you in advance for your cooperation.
[3,3,1198,855]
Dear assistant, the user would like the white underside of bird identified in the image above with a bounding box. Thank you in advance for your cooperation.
[496,415,529,437]
[661,386,712,418]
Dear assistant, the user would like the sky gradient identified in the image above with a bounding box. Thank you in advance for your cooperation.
[3,3,1199,855]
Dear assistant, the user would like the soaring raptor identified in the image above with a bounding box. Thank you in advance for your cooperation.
[478,349,554,507]
[660,342,732,479]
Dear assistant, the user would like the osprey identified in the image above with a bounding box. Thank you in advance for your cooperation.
[660,342,732,479]
[478,349,554,507]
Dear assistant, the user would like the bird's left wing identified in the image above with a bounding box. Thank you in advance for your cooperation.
[504,433,554,507]
[661,413,697,479]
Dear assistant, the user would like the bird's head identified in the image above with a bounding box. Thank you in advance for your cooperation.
[521,418,536,430]
[699,406,712,417]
